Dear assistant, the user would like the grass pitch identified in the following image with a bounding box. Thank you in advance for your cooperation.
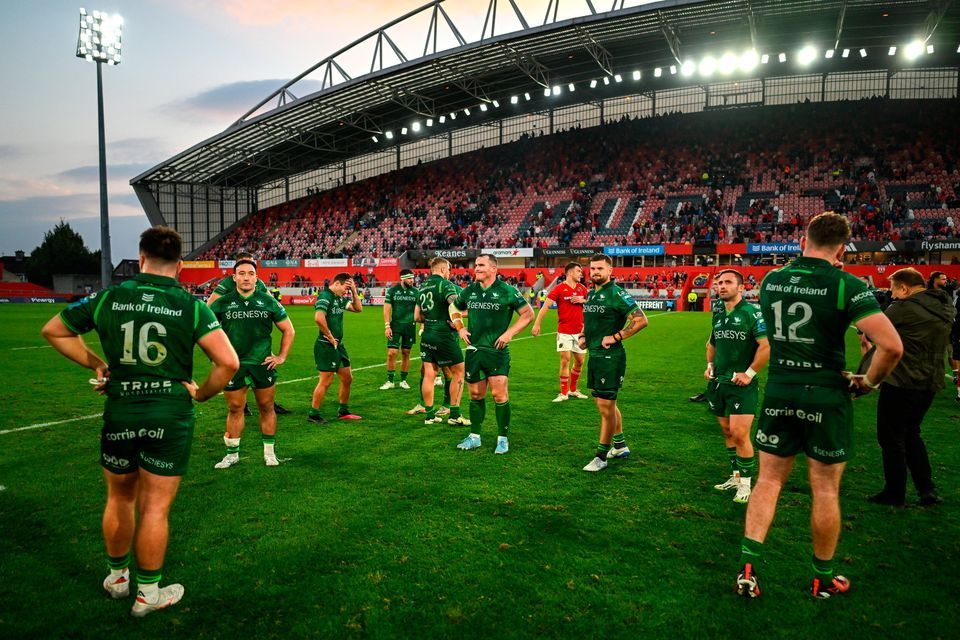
[0,303,957,638]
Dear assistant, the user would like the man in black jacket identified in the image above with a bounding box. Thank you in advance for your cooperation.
[869,268,955,507]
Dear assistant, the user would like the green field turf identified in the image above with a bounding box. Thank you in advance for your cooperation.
[0,303,957,638]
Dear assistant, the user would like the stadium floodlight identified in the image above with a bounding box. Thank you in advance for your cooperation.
[699,56,717,76]
[479,103,488,111]
[860,48,868,58]
[385,130,394,139]
[603,76,610,85]
[760,54,770,64]
[654,67,662,78]
[463,107,470,115]
[632,69,641,80]
[888,46,897,56]
[426,118,433,127]
[613,73,622,83]
[719,52,737,74]
[76,7,123,287]
[825,49,835,59]
[524,92,531,101]
[778,52,787,63]
[740,49,759,72]
[590,79,598,88]
[669,65,677,75]
[552,85,561,95]
[927,44,934,54]
[401,127,408,134]
[904,40,924,59]
[492,99,500,108]
[841,48,850,58]
[797,46,817,65]
[543,87,551,96]
[371,135,378,143]
[439,115,446,123]
[568,83,575,92]
[411,121,421,132]
[957,44,960,53]
[510,95,518,104]
[681,60,696,75]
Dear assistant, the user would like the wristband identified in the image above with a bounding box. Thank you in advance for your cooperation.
[384,322,391,327]
[615,332,623,342]
[864,375,880,389]
[707,362,714,371]
[745,367,757,379]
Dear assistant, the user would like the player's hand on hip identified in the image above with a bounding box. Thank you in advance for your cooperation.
[181,380,201,401]
[458,327,471,345]
[263,354,285,370]
[731,372,750,386]
[495,332,512,349]
[601,335,617,349]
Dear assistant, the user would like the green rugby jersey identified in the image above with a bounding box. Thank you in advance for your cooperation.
[418,274,460,335]
[710,299,766,385]
[59,273,221,415]
[214,274,268,296]
[385,283,419,325]
[315,286,348,342]
[454,279,527,351]
[210,289,287,364]
[759,256,881,388]
[582,280,640,351]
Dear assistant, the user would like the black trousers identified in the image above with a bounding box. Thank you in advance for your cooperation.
[876,384,936,500]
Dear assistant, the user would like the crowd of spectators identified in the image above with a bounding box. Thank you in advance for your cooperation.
[197,99,960,261]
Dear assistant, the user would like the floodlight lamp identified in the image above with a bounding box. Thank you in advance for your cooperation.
[510,95,518,104]
[904,40,923,59]
[76,9,123,64]
[412,121,421,131]
[681,60,696,75]
[825,49,834,58]
[401,127,408,134]
[669,65,677,75]
[543,87,551,97]
[371,135,379,143]
[797,46,817,65]
[385,130,394,139]
[492,99,500,107]
[654,67,662,77]
[439,115,446,123]
[589,79,598,88]
[740,50,759,72]
[859,48,868,58]
[552,85,561,95]
[926,44,934,54]
[841,48,850,58]
[613,73,622,83]
[699,56,717,76]
[568,83,575,92]
[603,76,610,85]
[479,103,488,111]
[632,70,641,80]
[524,92,531,100]
[760,54,770,64]
[778,52,787,63]
[719,52,737,74]
[463,108,470,115]
[426,118,433,126]
[888,46,897,56]
[449,112,456,119]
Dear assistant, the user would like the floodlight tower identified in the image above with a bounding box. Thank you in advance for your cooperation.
[76,8,123,287]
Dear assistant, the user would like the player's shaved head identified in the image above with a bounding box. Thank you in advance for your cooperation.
[139,226,182,264]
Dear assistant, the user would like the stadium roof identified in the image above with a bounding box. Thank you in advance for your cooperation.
[132,0,959,191]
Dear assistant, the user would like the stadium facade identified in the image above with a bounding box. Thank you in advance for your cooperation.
[130,0,960,256]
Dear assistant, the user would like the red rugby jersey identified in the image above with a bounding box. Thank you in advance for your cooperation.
[547,281,588,334]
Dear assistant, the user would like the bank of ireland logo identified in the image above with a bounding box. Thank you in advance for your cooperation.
[789,276,801,284]
[141,293,154,303]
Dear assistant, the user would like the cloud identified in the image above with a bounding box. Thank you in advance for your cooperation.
[0,145,24,159]
[55,164,155,183]
[164,79,324,121]
[108,137,172,163]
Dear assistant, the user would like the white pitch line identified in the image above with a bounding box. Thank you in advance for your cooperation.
[11,345,53,351]
[3,312,677,435]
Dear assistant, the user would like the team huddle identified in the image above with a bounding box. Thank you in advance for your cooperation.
[40,212,909,615]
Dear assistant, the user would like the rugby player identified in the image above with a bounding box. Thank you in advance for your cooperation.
[308,273,363,423]
[415,258,467,425]
[41,226,239,617]
[453,254,533,454]
[580,254,648,471]
[380,269,418,390]
[210,258,294,468]
[735,212,903,600]
[531,262,589,402]
[706,269,769,503]
[207,252,291,415]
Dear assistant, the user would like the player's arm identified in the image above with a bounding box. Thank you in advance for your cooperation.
[40,316,108,381]
[601,307,647,348]
[264,318,295,370]
[186,329,240,402]
[206,292,221,306]
[705,339,716,380]
[346,279,362,313]
[383,302,393,338]
[495,303,534,349]
[849,312,903,394]
[314,311,338,348]
[531,293,556,337]
[732,337,770,386]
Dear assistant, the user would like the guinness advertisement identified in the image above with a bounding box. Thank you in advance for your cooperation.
[537,247,603,257]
